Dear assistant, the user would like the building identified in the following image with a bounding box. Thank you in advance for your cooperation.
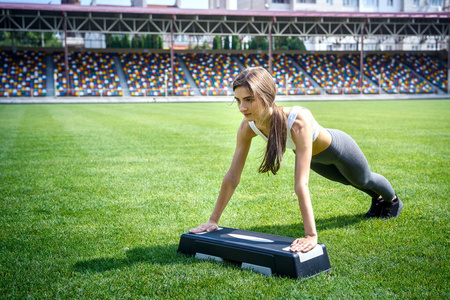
[236,0,447,51]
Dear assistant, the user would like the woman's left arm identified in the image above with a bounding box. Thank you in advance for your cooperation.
[289,110,318,253]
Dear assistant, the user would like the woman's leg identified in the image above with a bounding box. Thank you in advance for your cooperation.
[311,129,397,200]
[310,162,379,199]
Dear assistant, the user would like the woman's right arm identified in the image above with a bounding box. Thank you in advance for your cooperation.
[189,120,254,234]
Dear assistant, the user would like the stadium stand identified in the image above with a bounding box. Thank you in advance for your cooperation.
[53,51,122,97]
[120,52,192,96]
[294,54,377,94]
[0,50,47,97]
[395,53,448,92]
[237,53,320,95]
[0,50,447,98]
[181,53,241,96]
[345,53,434,94]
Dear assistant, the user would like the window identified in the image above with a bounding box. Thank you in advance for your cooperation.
[326,0,333,4]
[343,0,358,6]
[297,0,316,3]
[344,44,357,51]
[387,0,393,6]
[364,0,376,6]
[429,0,443,6]
[272,0,290,3]
[413,0,419,6]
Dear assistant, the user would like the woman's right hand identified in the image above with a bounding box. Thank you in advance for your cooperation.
[189,220,219,234]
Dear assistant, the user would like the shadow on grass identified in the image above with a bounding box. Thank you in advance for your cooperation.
[74,213,365,273]
[73,244,189,273]
[246,212,367,238]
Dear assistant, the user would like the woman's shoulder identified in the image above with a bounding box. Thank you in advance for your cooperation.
[283,106,309,120]
[238,118,257,138]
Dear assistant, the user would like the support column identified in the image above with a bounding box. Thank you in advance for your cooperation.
[171,14,175,96]
[359,19,367,95]
[63,11,70,95]
[447,36,449,94]
[268,17,274,75]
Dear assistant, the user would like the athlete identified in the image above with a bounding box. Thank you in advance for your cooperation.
[189,67,403,253]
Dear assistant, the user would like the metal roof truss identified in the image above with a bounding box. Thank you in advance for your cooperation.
[0,9,448,37]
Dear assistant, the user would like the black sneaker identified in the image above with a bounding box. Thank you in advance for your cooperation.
[380,196,403,219]
[365,197,384,218]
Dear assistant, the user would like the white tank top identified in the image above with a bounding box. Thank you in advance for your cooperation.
[248,106,322,150]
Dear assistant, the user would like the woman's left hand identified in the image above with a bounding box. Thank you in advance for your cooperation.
[290,234,318,253]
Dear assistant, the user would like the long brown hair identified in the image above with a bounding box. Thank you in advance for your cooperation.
[232,67,287,175]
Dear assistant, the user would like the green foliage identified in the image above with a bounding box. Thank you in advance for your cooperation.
[275,36,306,51]
[154,35,163,49]
[143,34,153,48]
[249,36,269,50]
[0,101,449,299]
[223,36,231,50]
[232,36,240,50]
[0,31,61,47]
[121,35,130,48]
[131,35,142,49]
[106,34,163,49]
[213,36,222,50]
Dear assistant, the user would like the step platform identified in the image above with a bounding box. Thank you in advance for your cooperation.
[178,227,331,278]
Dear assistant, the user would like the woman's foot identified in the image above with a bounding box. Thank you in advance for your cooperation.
[380,195,403,219]
[365,196,384,218]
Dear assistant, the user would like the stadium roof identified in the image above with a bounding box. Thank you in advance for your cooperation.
[1,3,449,37]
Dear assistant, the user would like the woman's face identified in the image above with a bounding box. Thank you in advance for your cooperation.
[234,86,266,122]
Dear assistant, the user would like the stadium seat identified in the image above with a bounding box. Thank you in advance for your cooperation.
[182,53,241,96]
[395,53,447,92]
[237,53,320,95]
[53,51,122,97]
[294,54,376,94]
[345,53,433,94]
[120,53,192,96]
[0,50,47,97]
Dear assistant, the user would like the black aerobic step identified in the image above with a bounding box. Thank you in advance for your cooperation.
[178,227,331,278]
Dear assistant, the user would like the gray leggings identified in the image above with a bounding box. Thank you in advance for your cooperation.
[310,129,395,200]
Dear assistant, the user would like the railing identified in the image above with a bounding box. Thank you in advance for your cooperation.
[0,86,442,97]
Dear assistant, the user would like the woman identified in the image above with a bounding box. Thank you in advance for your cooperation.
[189,67,403,253]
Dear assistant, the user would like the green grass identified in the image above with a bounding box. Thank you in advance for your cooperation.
[0,100,449,299]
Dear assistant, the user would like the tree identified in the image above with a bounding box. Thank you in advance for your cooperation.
[121,34,130,48]
[248,36,268,50]
[111,35,121,48]
[287,37,306,50]
[274,36,307,51]
[213,36,222,50]
[131,35,143,48]
[223,36,230,50]
[0,31,61,47]
[143,34,153,48]
[231,36,240,50]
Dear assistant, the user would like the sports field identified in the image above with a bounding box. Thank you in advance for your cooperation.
[1,100,449,299]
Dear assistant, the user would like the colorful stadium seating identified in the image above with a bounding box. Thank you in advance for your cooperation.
[0,50,445,98]
[120,53,192,96]
[181,53,241,96]
[345,53,433,94]
[294,54,377,94]
[395,53,447,92]
[237,53,320,95]
[53,51,122,97]
[0,50,47,97]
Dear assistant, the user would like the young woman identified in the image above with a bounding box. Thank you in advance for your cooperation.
[189,67,403,253]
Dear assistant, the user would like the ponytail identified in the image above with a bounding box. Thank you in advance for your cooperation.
[258,104,287,175]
